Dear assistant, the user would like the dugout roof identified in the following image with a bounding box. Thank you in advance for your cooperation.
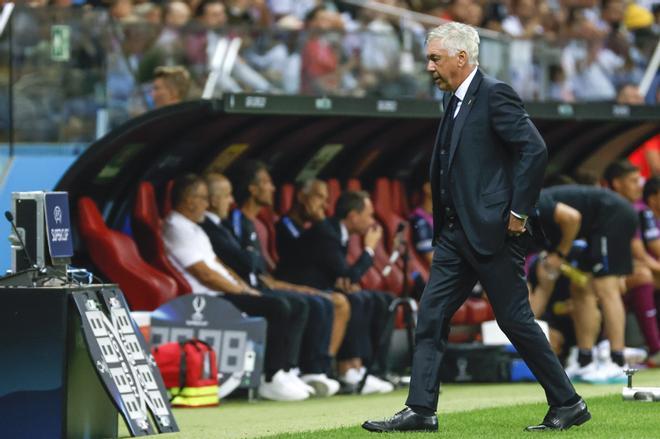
[57,94,659,231]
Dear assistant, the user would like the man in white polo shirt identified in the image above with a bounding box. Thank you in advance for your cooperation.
[162,173,312,401]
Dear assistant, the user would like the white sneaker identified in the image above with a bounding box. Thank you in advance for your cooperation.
[301,373,340,397]
[258,370,309,401]
[361,375,394,394]
[339,367,363,386]
[596,340,611,364]
[624,347,648,365]
[573,361,606,384]
[575,360,627,384]
[597,360,628,384]
[564,346,580,379]
[286,370,316,396]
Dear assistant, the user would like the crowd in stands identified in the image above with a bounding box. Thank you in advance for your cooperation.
[6,0,658,140]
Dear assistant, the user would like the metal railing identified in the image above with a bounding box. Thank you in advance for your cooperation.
[0,5,651,145]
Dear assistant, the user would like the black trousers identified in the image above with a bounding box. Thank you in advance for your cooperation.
[221,292,300,379]
[405,223,577,411]
[338,290,394,371]
[263,289,310,371]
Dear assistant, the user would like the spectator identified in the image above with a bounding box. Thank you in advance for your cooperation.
[225,0,273,26]
[502,0,544,38]
[134,2,163,25]
[161,174,312,401]
[436,0,474,24]
[151,65,191,108]
[301,6,347,95]
[201,172,346,396]
[109,0,135,22]
[562,8,623,101]
[155,0,192,50]
[536,184,638,383]
[617,83,645,104]
[549,64,575,102]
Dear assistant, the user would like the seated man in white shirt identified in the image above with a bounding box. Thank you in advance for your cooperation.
[162,173,312,401]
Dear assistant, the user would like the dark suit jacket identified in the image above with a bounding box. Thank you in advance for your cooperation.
[291,217,374,290]
[430,69,547,255]
[199,216,261,281]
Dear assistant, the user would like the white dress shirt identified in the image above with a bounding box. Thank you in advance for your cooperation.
[451,66,478,118]
[162,211,240,294]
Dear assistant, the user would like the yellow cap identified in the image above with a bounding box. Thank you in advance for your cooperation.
[624,4,653,30]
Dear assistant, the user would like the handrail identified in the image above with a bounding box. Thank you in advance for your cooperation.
[639,40,660,98]
[0,3,14,39]
[338,0,507,41]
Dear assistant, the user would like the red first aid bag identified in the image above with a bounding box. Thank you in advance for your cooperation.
[152,339,219,407]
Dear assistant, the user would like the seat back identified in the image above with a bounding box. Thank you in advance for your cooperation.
[326,178,341,217]
[256,208,279,266]
[347,234,384,291]
[77,197,178,311]
[372,177,429,285]
[391,179,410,217]
[278,183,295,215]
[132,181,192,295]
[160,179,174,217]
[254,215,277,272]
[346,178,362,191]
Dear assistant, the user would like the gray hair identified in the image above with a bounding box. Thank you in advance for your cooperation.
[296,178,324,195]
[426,22,480,66]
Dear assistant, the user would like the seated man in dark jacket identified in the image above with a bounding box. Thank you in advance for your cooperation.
[200,170,346,396]
[277,180,395,393]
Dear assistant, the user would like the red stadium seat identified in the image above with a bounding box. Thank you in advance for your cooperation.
[77,197,178,311]
[256,208,279,265]
[347,233,405,294]
[346,178,362,191]
[278,183,295,215]
[160,179,174,217]
[254,215,277,272]
[391,179,410,217]
[326,178,341,216]
[372,178,429,282]
[132,181,192,295]
[465,298,494,325]
[347,234,385,291]
[450,302,468,325]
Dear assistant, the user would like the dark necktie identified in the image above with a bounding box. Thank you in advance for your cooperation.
[439,94,458,208]
[442,94,458,147]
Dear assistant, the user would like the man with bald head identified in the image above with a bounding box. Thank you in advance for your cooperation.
[201,172,346,397]
[363,22,587,432]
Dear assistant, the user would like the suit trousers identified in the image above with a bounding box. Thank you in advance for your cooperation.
[405,222,576,410]
[221,293,298,379]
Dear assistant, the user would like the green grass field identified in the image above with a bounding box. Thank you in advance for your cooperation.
[129,368,660,438]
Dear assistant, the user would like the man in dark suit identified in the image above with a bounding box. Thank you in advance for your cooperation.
[363,22,589,433]
[199,171,344,397]
[278,187,395,393]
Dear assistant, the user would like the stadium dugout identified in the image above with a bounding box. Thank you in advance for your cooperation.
[57,94,659,310]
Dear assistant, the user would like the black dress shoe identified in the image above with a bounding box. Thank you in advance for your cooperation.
[362,407,438,433]
[525,398,591,432]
